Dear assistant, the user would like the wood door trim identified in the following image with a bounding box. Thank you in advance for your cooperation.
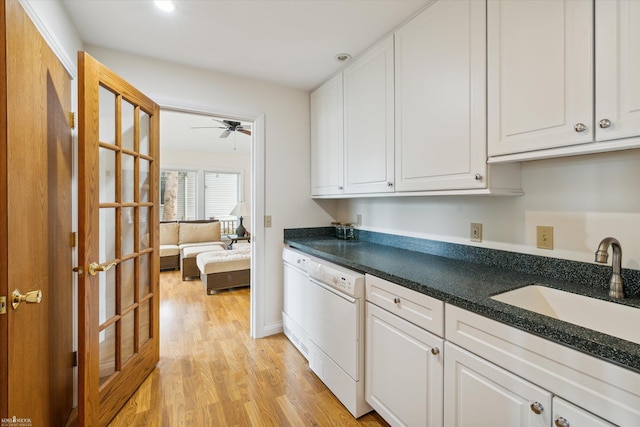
[77,50,101,427]
[0,0,8,417]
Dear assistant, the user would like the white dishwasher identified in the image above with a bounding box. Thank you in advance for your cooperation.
[306,257,372,418]
[282,248,312,360]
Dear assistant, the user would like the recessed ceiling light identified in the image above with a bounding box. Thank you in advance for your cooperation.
[154,0,175,12]
[335,53,352,62]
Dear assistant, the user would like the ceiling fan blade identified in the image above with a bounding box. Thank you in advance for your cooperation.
[238,129,252,136]
[219,130,231,138]
[190,126,226,129]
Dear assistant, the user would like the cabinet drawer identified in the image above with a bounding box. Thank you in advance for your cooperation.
[366,274,444,336]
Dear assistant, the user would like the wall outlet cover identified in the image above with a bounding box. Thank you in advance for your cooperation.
[470,223,482,242]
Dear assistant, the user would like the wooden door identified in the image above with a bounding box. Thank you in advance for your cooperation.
[0,0,74,425]
[77,52,160,426]
[487,0,593,156]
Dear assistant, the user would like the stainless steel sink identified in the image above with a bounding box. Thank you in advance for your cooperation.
[491,285,640,344]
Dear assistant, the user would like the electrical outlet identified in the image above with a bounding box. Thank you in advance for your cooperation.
[536,226,554,250]
[264,215,272,228]
[356,214,362,226]
[470,223,482,242]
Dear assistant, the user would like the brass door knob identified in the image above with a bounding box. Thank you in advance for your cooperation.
[89,261,118,276]
[11,289,42,310]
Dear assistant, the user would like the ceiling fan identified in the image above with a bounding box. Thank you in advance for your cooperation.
[191,118,252,138]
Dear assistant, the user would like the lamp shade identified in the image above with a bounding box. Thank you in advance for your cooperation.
[230,201,250,217]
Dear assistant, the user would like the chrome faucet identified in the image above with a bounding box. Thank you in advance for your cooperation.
[594,237,625,299]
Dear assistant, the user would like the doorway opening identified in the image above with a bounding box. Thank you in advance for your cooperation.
[158,107,264,337]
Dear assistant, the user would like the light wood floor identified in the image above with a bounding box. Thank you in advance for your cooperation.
[108,270,389,426]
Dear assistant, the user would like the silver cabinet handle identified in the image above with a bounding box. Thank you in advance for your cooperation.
[338,186,343,190]
[387,182,393,187]
[530,402,544,415]
[555,417,570,427]
[598,119,612,129]
[393,297,401,304]
[574,123,587,132]
[475,173,482,180]
[431,347,440,355]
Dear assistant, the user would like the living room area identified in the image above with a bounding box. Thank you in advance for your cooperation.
[158,109,253,294]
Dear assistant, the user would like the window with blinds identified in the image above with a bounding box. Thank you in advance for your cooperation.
[204,171,240,220]
[159,170,197,221]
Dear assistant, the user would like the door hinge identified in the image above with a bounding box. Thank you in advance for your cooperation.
[68,112,75,129]
[72,351,78,367]
[0,296,6,314]
[70,231,77,248]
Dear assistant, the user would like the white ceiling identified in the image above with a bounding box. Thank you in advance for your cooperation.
[62,0,430,154]
[160,110,252,155]
[61,0,430,91]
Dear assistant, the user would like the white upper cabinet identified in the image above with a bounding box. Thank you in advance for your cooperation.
[344,36,395,194]
[395,0,488,192]
[311,73,344,196]
[595,0,640,142]
[487,0,594,157]
[489,0,640,160]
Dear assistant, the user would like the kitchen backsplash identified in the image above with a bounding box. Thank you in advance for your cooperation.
[284,227,640,298]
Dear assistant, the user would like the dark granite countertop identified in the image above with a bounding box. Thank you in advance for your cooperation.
[284,233,640,373]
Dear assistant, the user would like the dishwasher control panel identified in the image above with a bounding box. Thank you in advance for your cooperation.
[308,260,364,298]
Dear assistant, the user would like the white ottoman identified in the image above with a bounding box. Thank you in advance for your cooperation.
[181,244,225,280]
[196,245,251,294]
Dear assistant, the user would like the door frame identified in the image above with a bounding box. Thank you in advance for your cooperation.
[158,102,265,338]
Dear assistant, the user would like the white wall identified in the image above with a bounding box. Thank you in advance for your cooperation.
[84,45,334,336]
[337,149,640,270]
[160,147,252,224]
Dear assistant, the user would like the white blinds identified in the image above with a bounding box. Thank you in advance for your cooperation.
[160,170,197,221]
[204,172,240,219]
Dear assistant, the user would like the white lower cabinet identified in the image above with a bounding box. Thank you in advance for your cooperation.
[445,304,640,427]
[363,276,638,426]
[444,342,551,427]
[365,302,443,427]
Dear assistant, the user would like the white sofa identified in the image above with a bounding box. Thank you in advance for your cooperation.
[159,221,226,271]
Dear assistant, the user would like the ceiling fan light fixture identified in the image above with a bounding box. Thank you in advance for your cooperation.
[154,0,175,13]
[335,53,351,62]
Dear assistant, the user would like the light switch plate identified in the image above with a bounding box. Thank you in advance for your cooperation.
[536,226,554,249]
[264,215,272,228]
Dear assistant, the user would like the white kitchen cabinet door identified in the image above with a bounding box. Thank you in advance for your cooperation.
[343,36,394,194]
[444,342,551,427]
[311,73,344,196]
[394,0,487,192]
[595,0,640,142]
[488,0,593,156]
[365,302,443,427]
[553,397,616,427]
